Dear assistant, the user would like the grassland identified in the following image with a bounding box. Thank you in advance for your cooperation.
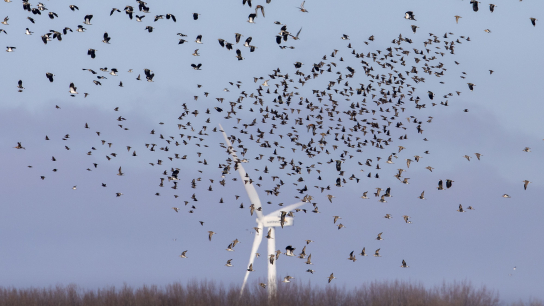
[0,280,541,306]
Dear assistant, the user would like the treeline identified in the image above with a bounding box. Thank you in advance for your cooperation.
[0,280,540,306]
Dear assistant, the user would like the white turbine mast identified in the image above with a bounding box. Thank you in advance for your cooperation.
[219,124,305,299]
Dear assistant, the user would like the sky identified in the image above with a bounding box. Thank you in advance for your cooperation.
[1,0,543,302]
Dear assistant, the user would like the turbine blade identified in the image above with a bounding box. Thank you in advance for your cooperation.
[220,124,264,220]
[240,221,264,296]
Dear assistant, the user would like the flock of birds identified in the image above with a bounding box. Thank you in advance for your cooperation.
[4,0,539,287]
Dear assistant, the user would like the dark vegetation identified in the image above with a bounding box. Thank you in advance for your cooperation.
[0,280,540,306]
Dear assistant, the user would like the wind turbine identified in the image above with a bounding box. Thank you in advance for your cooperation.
[219,124,306,298]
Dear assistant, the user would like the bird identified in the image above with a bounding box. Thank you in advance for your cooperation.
[6,46,15,52]
[195,34,203,44]
[348,251,356,262]
[102,32,111,43]
[403,215,411,224]
[179,251,188,258]
[247,263,253,271]
[225,259,233,267]
[360,248,367,256]
[455,15,462,23]
[471,0,480,12]
[87,49,96,59]
[327,273,336,283]
[193,13,200,20]
[376,232,383,240]
[419,191,426,200]
[530,18,537,27]
[282,276,294,283]
[45,73,54,82]
[523,180,531,190]
[144,69,154,82]
[475,153,482,160]
[298,1,309,13]
[235,33,243,44]
[117,167,124,176]
[374,248,381,257]
[285,245,296,256]
[83,14,93,25]
[401,260,409,268]
[489,4,497,12]
[208,231,216,241]
[502,194,511,198]
[69,82,78,95]
[404,11,416,21]
[291,27,302,40]
[191,63,202,70]
[166,14,176,22]
[457,204,465,212]
[235,49,244,60]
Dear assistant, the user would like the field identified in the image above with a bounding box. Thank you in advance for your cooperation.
[0,280,541,306]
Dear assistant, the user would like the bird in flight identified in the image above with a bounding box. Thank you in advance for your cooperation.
[297,1,309,13]
[405,11,416,21]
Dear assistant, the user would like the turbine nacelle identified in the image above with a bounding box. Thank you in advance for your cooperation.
[259,216,294,227]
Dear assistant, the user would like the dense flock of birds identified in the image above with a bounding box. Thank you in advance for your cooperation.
[4,0,539,286]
